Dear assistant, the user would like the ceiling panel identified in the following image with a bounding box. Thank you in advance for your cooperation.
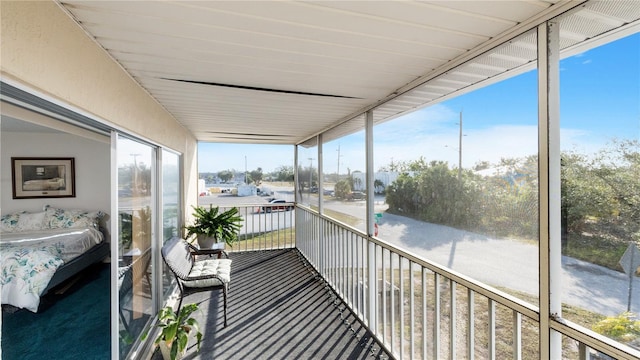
[57,0,638,144]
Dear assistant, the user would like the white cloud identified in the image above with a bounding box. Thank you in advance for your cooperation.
[375,105,459,145]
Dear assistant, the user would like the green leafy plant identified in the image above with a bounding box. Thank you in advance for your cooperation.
[592,312,640,343]
[154,304,203,360]
[184,205,243,247]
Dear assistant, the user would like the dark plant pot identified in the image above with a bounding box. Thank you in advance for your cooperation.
[197,234,217,249]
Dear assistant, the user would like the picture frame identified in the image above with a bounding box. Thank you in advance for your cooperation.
[12,157,76,199]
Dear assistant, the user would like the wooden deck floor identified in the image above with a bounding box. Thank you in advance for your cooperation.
[151,249,391,360]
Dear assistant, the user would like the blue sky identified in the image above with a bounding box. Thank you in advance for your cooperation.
[199,32,639,174]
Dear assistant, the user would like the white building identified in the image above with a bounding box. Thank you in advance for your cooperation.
[351,171,399,193]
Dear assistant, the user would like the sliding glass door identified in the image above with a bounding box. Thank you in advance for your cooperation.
[161,149,180,300]
[116,136,156,359]
[114,136,183,359]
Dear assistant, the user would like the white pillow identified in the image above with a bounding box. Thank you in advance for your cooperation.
[16,211,46,232]
[44,205,104,229]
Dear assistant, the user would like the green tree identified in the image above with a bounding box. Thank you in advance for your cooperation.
[480,160,538,239]
[297,165,317,190]
[560,142,639,234]
[374,179,385,194]
[334,179,352,199]
[218,170,234,183]
[249,167,263,185]
[274,165,294,182]
[386,159,482,229]
[383,140,639,247]
[590,140,640,235]
[561,152,608,232]
[378,159,400,172]
[473,160,491,171]
[386,173,419,214]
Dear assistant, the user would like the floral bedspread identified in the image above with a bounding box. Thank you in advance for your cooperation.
[1,244,63,312]
[0,228,103,312]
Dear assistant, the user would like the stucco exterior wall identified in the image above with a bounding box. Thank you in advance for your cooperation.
[0,0,199,209]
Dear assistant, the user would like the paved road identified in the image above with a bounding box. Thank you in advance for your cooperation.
[202,185,640,317]
[381,212,640,316]
[329,198,640,317]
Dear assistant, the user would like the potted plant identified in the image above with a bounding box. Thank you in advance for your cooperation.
[153,304,202,360]
[184,205,243,248]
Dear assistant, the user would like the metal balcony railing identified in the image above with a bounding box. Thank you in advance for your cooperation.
[215,203,296,252]
[295,206,640,360]
[210,204,640,359]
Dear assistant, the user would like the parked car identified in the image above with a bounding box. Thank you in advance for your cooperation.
[349,191,366,200]
[261,199,293,212]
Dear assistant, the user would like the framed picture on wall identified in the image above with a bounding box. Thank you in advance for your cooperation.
[12,157,76,199]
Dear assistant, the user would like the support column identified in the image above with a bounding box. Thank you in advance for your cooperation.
[317,135,325,277]
[318,134,324,214]
[110,131,119,360]
[365,111,377,328]
[538,20,562,360]
[294,145,300,204]
[365,111,375,236]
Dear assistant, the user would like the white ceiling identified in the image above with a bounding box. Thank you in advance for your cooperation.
[56,0,639,145]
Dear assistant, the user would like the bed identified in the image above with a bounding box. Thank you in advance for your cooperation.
[0,206,110,312]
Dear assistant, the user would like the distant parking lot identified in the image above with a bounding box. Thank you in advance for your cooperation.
[198,193,270,207]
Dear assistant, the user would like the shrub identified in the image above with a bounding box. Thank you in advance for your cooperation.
[592,312,640,343]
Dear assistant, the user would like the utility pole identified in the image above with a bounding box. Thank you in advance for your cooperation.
[308,157,315,192]
[458,111,463,182]
[336,145,342,182]
[130,153,140,195]
[245,155,247,184]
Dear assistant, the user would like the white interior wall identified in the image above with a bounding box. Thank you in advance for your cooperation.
[0,131,110,217]
[0,1,199,213]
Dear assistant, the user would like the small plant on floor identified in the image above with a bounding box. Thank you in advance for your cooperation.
[153,304,202,360]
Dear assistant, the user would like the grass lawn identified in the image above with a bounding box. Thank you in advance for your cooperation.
[366,270,609,359]
[563,232,629,272]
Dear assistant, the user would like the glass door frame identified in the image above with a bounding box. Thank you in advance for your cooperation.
[111,132,183,359]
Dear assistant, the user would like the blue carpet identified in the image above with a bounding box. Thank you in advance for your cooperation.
[2,262,110,360]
